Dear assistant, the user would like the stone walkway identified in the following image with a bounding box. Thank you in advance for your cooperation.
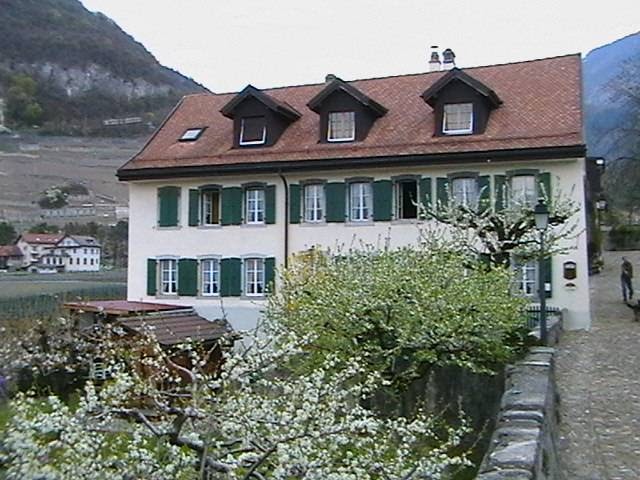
[557,250,640,480]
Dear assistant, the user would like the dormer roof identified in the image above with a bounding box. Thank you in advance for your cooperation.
[220,84,301,121]
[307,77,388,117]
[420,68,502,108]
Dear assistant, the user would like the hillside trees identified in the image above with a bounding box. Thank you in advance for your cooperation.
[0,222,17,244]
[602,60,640,219]
[5,74,43,127]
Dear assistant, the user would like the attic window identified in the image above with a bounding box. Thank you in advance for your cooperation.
[443,103,473,135]
[179,128,205,142]
[240,116,267,145]
[327,111,355,142]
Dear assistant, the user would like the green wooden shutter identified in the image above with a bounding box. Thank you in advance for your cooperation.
[419,177,432,214]
[265,257,276,293]
[289,184,301,224]
[494,175,507,212]
[188,189,200,226]
[325,182,346,223]
[158,186,180,227]
[265,185,276,224]
[221,258,241,297]
[146,259,157,296]
[373,180,392,221]
[436,178,449,209]
[221,187,242,225]
[543,256,552,299]
[478,175,491,213]
[178,259,198,296]
[538,173,552,203]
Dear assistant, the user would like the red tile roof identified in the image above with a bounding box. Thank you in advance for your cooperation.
[119,54,583,177]
[0,245,23,257]
[120,312,232,345]
[19,233,64,245]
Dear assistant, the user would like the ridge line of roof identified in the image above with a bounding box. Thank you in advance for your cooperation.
[184,53,581,97]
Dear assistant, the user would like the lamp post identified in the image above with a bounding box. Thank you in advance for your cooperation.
[534,199,550,344]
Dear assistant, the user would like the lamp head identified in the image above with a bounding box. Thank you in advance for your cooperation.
[534,199,549,231]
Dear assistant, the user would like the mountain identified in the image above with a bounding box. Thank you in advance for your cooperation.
[0,0,207,135]
[583,31,640,158]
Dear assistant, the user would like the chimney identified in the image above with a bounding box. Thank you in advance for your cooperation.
[325,73,337,83]
[442,48,456,70]
[428,45,441,72]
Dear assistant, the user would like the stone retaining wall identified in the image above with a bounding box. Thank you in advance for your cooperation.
[475,347,558,480]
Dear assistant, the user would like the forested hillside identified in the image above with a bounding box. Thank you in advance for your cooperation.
[0,0,207,135]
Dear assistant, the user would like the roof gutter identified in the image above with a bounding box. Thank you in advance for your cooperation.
[117,144,586,181]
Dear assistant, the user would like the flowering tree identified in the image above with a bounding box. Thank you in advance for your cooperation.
[0,315,471,479]
[421,181,581,265]
[269,244,529,387]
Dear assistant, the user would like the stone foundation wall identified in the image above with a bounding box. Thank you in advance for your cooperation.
[475,347,558,480]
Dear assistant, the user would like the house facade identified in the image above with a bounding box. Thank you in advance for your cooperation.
[118,53,591,331]
[49,235,102,272]
[16,233,64,270]
[0,245,23,271]
[16,233,101,272]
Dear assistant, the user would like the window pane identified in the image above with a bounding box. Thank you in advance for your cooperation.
[328,111,355,141]
[246,188,265,223]
[349,182,371,221]
[245,258,264,296]
[516,261,537,296]
[240,117,266,144]
[180,128,204,141]
[511,175,537,208]
[160,259,177,294]
[397,180,418,219]
[201,259,219,295]
[443,103,473,133]
[451,178,477,207]
[201,190,220,225]
[304,184,324,222]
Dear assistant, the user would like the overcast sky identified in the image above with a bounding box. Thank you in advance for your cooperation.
[80,0,639,93]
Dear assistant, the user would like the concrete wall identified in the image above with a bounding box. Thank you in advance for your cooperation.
[127,157,591,331]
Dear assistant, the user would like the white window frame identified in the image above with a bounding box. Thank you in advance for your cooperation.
[200,258,220,296]
[159,258,178,295]
[510,175,537,208]
[514,260,538,297]
[327,111,356,142]
[443,103,473,135]
[245,188,265,224]
[349,181,372,222]
[239,117,267,145]
[303,183,325,223]
[244,257,265,297]
[200,189,221,225]
[451,177,478,208]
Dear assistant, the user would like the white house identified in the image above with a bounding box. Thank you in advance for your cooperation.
[117,52,591,332]
[16,233,64,270]
[47,235,102,272]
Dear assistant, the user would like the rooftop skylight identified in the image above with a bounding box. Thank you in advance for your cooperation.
[179,127,205,142]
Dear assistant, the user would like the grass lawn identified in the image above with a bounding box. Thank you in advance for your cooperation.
[0,269,126,299]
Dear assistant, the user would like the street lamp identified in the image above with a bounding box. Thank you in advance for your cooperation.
[534,199,550,344]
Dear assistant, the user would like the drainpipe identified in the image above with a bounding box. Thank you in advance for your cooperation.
[279,172,289,269]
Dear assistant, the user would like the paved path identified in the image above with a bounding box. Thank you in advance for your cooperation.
[557,250,640,480]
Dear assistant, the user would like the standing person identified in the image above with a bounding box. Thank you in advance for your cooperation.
[621,256,634,302]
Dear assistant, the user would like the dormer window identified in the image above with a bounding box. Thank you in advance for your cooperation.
[327,111,355,142]
[239,116,267,145]
[179,127,205,142]
[443,103,473,135]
